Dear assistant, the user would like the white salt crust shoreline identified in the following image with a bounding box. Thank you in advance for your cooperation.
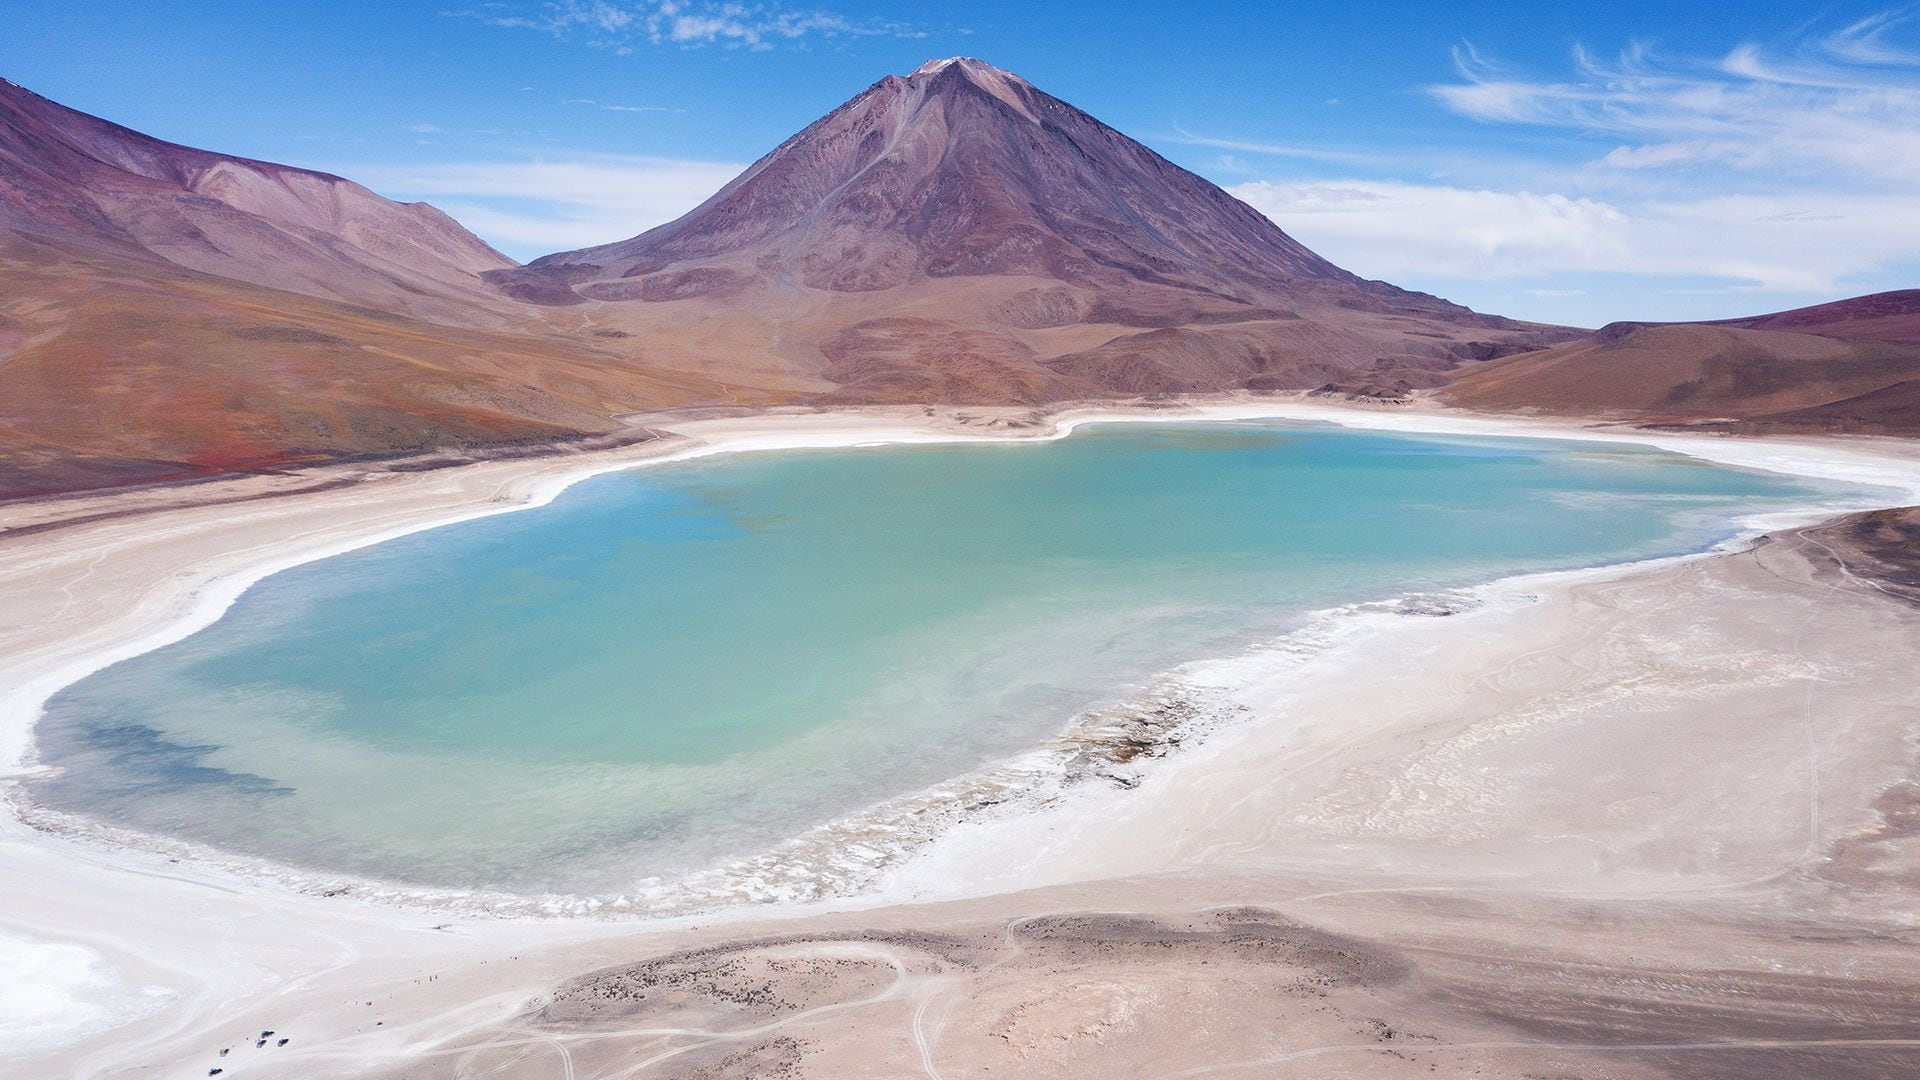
[7,403,1911,915]
[5,398,1920,1073]
[13,400,1920,783]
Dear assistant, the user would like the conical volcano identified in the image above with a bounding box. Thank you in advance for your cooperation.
[0,60,1574,497]
[494,57,1566,401]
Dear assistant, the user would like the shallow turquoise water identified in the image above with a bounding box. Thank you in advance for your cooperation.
[29,422,1866,896]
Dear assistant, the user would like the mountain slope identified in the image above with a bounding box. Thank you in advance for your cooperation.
[0,78,784,499]
[492,57,1571,402]
[0,230,757,499]
[1439,290,1920,434]
[0,76,519,325]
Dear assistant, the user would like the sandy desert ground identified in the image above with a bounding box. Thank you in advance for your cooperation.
[4,398,1920,1079]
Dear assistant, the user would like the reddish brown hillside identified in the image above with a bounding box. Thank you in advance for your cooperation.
[1713,290,1920,342]
[0,233,751,498]
[0,77,797,498]
[1440,291,1920,435]
[0,78,516,326]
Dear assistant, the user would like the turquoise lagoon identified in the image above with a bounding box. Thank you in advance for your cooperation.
[27,422,1869,898]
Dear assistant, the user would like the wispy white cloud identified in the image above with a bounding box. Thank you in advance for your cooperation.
[1823,9,1920,65]
[1235,180,1626,282]
[1209,12,1920,321]
[562,97,686,114]
[1231,179,1920,296]
[447,1,926,52]
[405,122,443,134]
[344,154,744,255]
[1163,128,1387,167]
[1431,18,1920,184]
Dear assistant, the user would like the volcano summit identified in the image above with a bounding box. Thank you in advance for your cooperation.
[493,56,1565,403]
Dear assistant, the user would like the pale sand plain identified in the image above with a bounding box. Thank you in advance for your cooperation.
[4,398,1920,1078]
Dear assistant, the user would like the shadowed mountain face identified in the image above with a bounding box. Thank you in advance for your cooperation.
[491,58,1571,403]
[1440,290,1920,435]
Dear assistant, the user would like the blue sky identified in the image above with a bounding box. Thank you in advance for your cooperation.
[5,1,1919,326]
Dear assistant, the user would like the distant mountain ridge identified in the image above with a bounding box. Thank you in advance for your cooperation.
[1440,290,1920,435]
[0,77,514,325]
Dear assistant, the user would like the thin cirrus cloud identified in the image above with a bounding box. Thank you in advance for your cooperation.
[448,0,927,52]
[1161,128,1389,167]
[1432,22,1920,182]
[1219,12,1920,321]
[562,97,686,114]
[345,155,745,256]
[1228,180,1920,295]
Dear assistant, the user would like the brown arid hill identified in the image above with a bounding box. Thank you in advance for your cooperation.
[490,57,1572,403]
[1,60,1573,499]
[0,77,794,498]
[1438,290,1920,435]
[0,231,754,498]
[0,77,517,327]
